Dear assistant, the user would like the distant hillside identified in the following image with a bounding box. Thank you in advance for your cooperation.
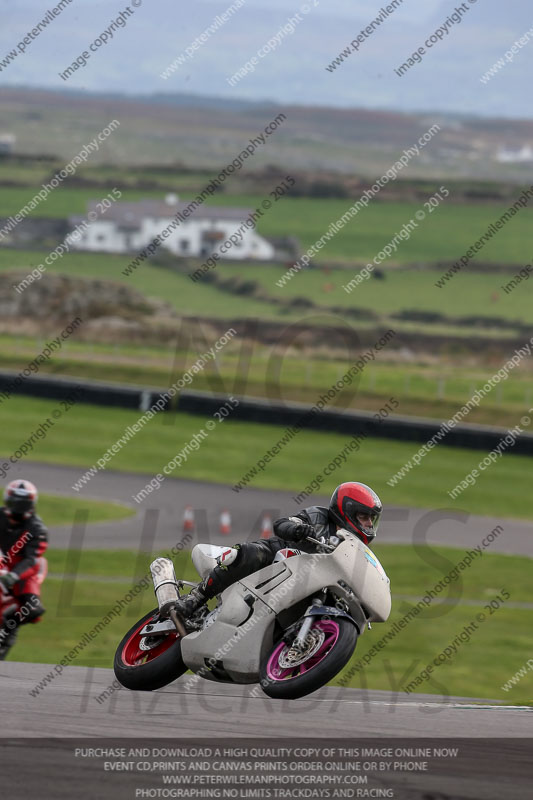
[1,87,533,181]
[3,0,533,117]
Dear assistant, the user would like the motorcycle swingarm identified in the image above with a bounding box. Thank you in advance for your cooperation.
[140,619,176,635]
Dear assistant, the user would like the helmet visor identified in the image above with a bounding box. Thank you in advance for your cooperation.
[6,496,33,516]
[353,509,380,539]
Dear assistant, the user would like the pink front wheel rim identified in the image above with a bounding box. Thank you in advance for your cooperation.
[266,619,340,681]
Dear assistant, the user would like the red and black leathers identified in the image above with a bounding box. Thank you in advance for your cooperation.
[0,508,48,621]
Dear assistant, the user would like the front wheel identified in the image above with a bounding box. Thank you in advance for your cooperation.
[114,608,187,691]
[259,617,357,700]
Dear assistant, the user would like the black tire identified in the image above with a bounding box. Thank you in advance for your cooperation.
[114,608,187,691]
[259,617,358,700]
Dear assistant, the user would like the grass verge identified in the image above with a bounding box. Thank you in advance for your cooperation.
[3,396,533,520]
[37,494,135,525]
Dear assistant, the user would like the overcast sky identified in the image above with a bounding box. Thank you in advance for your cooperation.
[1,0,532,118]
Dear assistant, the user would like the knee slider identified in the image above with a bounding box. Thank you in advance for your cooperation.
[19,596,45,623]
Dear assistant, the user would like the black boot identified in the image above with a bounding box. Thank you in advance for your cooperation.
[173,583,209,619]
[172,549,245,619]
[0,627,17,661]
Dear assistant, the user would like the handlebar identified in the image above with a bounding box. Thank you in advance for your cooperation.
[305,535,336,553]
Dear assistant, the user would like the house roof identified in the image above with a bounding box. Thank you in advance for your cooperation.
[83,199,254,225]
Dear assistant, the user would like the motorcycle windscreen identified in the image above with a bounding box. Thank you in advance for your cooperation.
[332,537,392,622]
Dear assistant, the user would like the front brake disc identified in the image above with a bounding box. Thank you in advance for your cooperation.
[278,628,326,668]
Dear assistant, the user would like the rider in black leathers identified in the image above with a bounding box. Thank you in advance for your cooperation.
[173,482,382,619]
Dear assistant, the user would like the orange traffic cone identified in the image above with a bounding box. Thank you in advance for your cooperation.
[183,506,195,533]
[220,509,232,535]
[261,514,273,539]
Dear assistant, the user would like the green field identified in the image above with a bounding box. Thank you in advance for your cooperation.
[0,249,294,324]
[0,245,531,336]
[2,183,533,264]
[0,331,531,427]
[202,194,533,265]
[1,185,532,381]
[0,187,159,219]
[12,546,532,703]
[37,494,134,525]
[2,396,533,520]
[221,262,533,325]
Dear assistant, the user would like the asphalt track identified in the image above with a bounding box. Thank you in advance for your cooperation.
[14,460,533,556]
[2,662,531,739]
[1,663,531,799]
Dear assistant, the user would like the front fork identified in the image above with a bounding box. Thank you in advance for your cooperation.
[291,595,326,651]
[286,590,359,652]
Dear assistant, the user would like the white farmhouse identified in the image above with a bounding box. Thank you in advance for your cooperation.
[496,144,533,164]
[67,195,275,260]
[0,134,16,155]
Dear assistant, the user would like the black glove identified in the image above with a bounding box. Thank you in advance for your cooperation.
[0,572,18,591]
[279,521,315,542]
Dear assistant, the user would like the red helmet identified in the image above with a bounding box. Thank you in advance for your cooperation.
[4,479,38,520]
[329,482,382,544]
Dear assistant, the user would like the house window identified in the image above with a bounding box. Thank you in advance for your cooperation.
[180,239,190,252]
[96,234,106,242]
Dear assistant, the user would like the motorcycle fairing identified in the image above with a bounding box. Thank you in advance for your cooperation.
[303,604,358,628]
[180,581,275,683]
[180,532,390,684]
[273,548,302,562]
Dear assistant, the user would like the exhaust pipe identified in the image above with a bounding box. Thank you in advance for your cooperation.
[150,557,180,617]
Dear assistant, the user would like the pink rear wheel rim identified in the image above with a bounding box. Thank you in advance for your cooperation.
[266,619,340,681]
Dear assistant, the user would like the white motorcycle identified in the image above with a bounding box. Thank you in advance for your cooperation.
[114,531,391,699]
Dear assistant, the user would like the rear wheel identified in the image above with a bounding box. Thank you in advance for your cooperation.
[259,617,357,700]
[114,608,186,691]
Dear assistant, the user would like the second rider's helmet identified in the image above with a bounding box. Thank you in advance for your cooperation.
[4,479,38,521]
